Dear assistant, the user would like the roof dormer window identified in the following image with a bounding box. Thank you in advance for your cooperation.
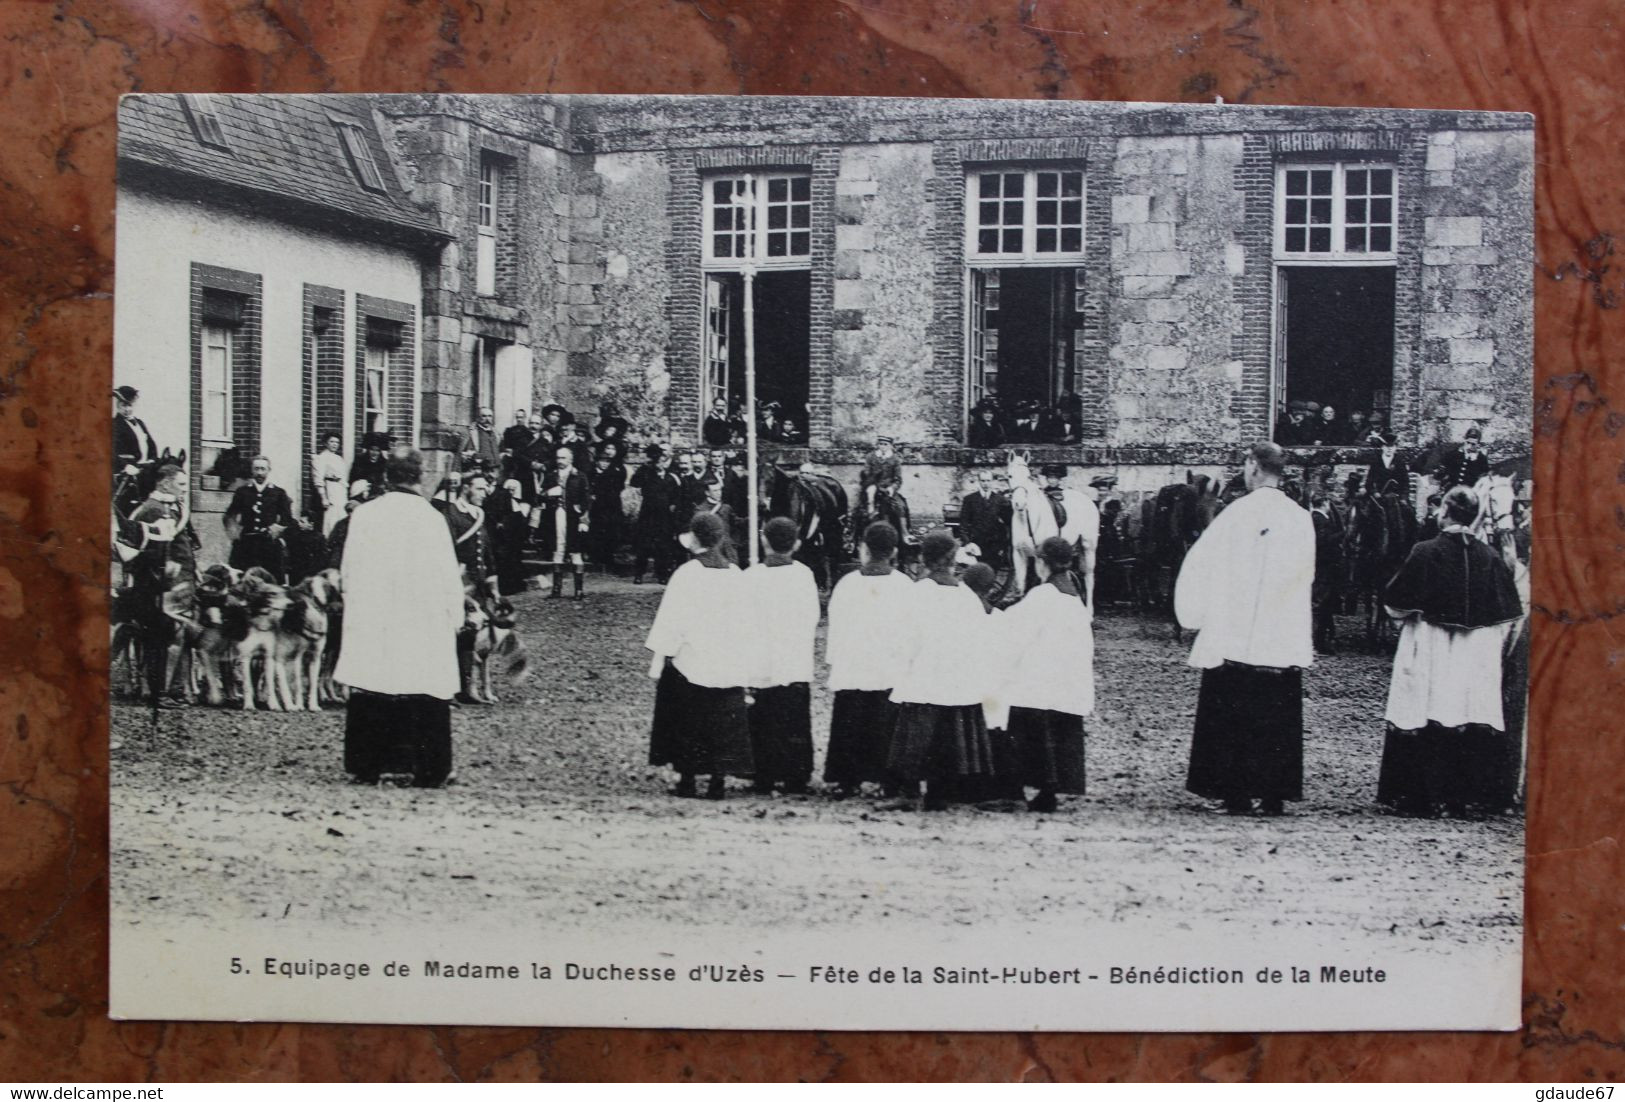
[180,94,230,151]
[334,119,387,193]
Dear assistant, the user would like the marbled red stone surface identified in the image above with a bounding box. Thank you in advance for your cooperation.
[1,0,1621,1083]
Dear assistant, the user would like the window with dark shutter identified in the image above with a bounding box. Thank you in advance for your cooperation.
[181,94,231,151]
[366,317,403,349]
[335,120,387,192]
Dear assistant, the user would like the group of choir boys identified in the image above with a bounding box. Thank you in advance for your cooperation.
[645,513,1093,811]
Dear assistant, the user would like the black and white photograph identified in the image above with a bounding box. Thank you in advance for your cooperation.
[108,92,1533,1031]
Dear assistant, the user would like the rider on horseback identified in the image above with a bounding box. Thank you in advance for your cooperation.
[858,436,915,550]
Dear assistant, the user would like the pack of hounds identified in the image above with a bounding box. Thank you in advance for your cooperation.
[112,561,527,714]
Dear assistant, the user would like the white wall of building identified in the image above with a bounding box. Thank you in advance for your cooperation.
[115,188,425,560]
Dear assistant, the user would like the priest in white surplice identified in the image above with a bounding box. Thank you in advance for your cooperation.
[1174,442,1315,816]
[335,448,466,787]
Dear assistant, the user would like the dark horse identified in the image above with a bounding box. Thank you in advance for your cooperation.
[765,463,849,589]
[1346,488,1416,645]
[1139,473,1221,628]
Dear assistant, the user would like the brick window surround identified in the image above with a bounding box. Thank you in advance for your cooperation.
[666,144,837,445]
[1233,130,1425,444]
[931,137,1110,444]
[189,262,262,489]
[354,293,417,446]
[302,283,344,515]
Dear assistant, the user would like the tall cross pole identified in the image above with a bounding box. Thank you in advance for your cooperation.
[734,177,761,567]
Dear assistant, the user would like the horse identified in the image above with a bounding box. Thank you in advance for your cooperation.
[764,462,849,589]
[1004,451,1096,600]
[1344,485,1416,645]
[1139,472,1220,623]
[1471,471,1529,803]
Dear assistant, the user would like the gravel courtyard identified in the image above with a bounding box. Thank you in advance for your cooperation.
[110,579,1523,951]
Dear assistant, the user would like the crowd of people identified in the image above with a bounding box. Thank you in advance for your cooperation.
[115,382,1527,820]
[966,391,1088,448]
[1274,400,1396,447]
[641,440,1527,819]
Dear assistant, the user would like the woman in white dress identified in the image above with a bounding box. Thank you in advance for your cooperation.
[310,433,348,537]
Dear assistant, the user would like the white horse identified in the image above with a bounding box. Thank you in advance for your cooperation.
[1471,471,1530,803]
[1004,451,1097,602]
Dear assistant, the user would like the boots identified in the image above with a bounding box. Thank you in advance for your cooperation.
[573,567,585,600]
[549,567,564,599]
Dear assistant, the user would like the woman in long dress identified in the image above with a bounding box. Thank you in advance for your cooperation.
[887,531,995,810]
[991,536,1096,813]
[1377,485,1524,816]
[646,512,754,799]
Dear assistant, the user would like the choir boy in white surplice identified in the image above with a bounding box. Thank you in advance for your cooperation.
[1174,442,1315,816]
[645,512,755,800]
[744,517,823,794]
[823,520,915,796]
[988,536,1096,813]
[887,532,996,811]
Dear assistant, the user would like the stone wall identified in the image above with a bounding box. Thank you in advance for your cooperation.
[830,143,936,446]
[1418,128,1535,446]
[588,150,675,438]
[1108,133,1247,445]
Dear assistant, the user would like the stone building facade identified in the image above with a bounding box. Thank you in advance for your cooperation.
[119,94,1533,531]
[380,95,1532,518]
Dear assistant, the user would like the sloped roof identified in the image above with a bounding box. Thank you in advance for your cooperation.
[119,93,448,247]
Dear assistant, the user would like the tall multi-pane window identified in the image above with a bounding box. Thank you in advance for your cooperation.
[703,173,812,266]
[1275,162,1396,260]
[965,167,1086,263]
[201,325,232,444]
[477,154,499,296]
[335,120,387,192]
[701,170,814,443]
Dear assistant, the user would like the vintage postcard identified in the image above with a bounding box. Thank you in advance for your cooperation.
[109,93,1532,1030]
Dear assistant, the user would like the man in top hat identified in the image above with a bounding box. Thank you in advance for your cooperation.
[1175,441,1315,816]
[113,385,159,476]
[224,455,302,581]
[1434,426,1490,492]
[630,444,683,584]
[459,407,501,473]
[1365,431,1412,500]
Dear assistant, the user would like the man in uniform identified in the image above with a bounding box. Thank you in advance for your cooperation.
[1366,431,1412,500]
[1434,425,1490,492]
[531,444,592,599]
[224,456,301,580]
[1175,441,1315,816]
[1309,491,1344,654]
[126,462,198,707]
[438,469,496,598]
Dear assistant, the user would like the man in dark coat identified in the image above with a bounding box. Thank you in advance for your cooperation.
[1366,432,1412,499]
[499,409,534,482]
[1433,425,1491,492]
[587,444,628,569]
[459,407,501,473]
[958,470,1009,566]
[630,446,682,584]
[224,455,300,580]
[703,397,734,447]
[1309,492,1345,654]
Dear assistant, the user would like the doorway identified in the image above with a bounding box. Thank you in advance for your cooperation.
[1274,266,1396,438]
